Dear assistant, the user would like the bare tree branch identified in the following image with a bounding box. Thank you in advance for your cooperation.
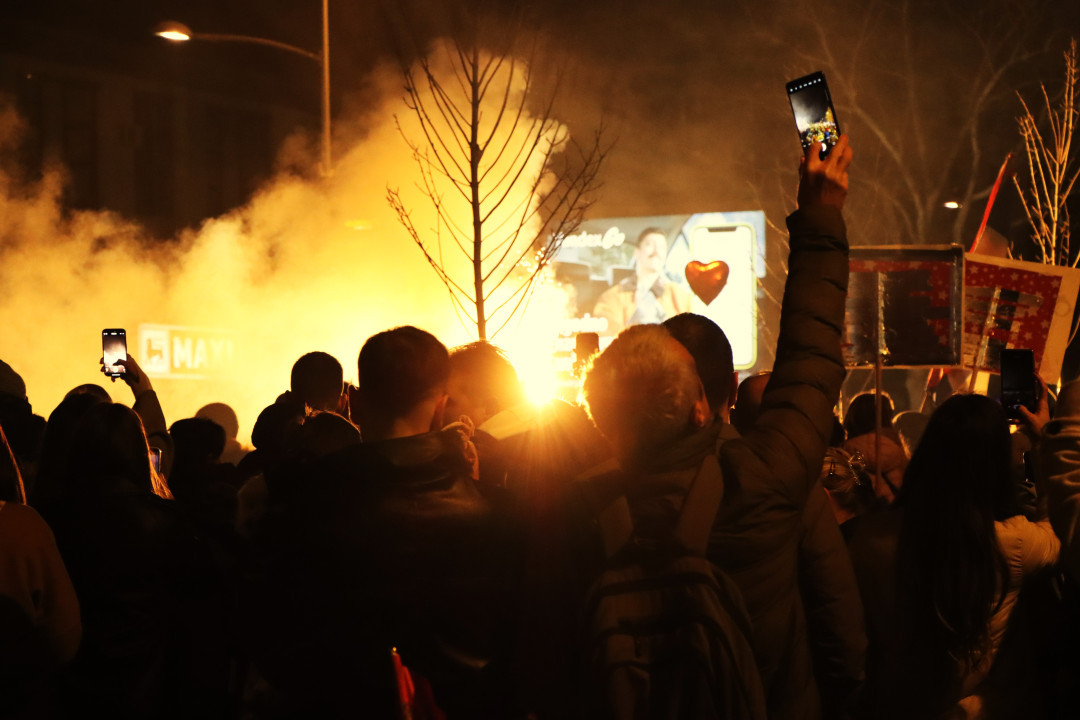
[389,20,609,341]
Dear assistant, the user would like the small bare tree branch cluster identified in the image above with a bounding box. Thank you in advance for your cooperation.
[1014,38,1080,269]
[388,34,606,341]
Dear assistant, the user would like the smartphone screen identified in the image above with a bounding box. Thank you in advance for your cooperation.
[786,71,841,157]
[149,447,162,474]
[1000,348,1037,420]
[103,328,127,377]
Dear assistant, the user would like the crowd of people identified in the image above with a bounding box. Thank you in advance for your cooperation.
[5,135,1080,720]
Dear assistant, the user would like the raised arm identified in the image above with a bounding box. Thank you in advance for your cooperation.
[102,354,174,479]
[742,137,852,505]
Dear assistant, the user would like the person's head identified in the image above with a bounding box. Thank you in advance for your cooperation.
[356,326,450,441]
[66,403,155,494]
[446,342,525,427]
[195,402,241,441]
[633,228,668,277]
[251,398,305,453]
[900,393,1014,521]
[843,392,895,437]
[584,324,709,462]
[32,392,109,504]
[64,384,113,404]
[731,371,772,433]
[170,417,227,468]
[893,410,929,457]
[291,352,344,412]
[662,313,737,421]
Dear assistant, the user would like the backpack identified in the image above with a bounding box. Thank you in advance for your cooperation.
[580,452,768,720]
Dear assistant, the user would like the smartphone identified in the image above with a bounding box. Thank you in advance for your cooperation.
[102,328,127,377]
[786,71,842,158]
[150,447,162,474]
[1000,348,1037,420]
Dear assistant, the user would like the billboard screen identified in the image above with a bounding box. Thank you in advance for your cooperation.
[551,211,766,369]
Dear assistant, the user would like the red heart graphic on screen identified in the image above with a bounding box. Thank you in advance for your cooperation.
[685,260,730,305]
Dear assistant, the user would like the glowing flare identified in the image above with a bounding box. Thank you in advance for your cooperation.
[500,275,574,407]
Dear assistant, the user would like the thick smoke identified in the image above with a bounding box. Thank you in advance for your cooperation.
[0,48,562,442]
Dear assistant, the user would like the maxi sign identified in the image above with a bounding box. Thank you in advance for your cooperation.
[138,324,236,379]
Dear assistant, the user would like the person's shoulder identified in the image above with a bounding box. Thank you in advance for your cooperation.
[0,501,54,540]
[995,513,1050,539]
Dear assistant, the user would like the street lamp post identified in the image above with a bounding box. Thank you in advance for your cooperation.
[154,0,332,176]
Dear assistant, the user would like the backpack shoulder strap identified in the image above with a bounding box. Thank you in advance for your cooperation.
[584,434,729,560]
[578,458,636,560]
[672,452,724,555]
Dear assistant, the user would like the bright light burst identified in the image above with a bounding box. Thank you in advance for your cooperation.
[499,274,574,407]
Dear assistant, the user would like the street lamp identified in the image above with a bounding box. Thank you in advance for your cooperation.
[154,2,331,177]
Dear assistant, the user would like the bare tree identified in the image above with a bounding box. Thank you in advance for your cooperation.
[387,28,606,341]
[1014,39,1080,269]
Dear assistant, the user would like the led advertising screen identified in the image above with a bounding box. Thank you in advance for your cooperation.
[550,211,766,370]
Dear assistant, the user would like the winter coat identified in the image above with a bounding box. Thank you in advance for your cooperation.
[580,203,849,720]
[245,424,519,719]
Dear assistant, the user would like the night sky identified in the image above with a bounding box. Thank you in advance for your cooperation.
[3,0,1077,245]
[1,0,1077,235]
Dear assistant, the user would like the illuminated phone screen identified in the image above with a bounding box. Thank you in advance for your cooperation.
[103,328,127,376]
[1000,348,1036,420]
[787,72,841,154]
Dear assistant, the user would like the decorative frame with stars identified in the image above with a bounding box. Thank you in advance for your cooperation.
[964,255,1080,378]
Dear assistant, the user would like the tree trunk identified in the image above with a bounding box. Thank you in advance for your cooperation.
[469,46,486,341]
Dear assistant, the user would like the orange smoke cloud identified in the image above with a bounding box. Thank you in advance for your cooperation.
[0,49,567,443]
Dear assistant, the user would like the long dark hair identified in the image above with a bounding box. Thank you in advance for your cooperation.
[64,403,154,494]
[896,393,1016,678]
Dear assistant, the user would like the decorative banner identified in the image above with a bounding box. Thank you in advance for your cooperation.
[963,256,1080,377]
[845,246,965,367]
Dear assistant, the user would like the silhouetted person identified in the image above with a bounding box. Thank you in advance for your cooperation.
[37,403,227,719]
[849,393,1058,719]
[245,327,517,719]
[196,402,250,466]
[0,424,81,719]
[238,351,345,484]
[0,359,46,496]
[169,417,243,552]
[291,351,346,413]
[445,341,607,717]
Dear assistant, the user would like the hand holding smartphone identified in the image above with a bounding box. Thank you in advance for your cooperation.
[1000,348,1038,421]
[102,328,127,378]
[786,71,842,158]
